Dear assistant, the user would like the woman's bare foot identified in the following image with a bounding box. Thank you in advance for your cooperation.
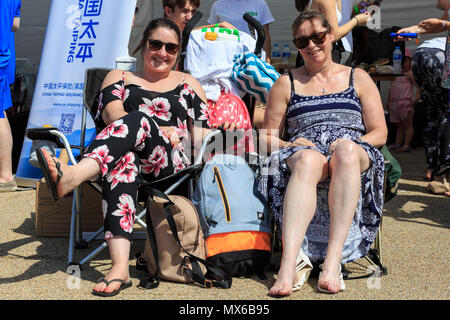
[269,263,298,296]
[317,263,343,294]
[92,265,131,294]
[423,169,433,181]
[40,148,82,197]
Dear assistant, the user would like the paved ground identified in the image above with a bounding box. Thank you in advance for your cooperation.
[0,146,448,303]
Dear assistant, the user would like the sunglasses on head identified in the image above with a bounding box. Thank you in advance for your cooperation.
[146,39,180,55]
[292,31,328,49]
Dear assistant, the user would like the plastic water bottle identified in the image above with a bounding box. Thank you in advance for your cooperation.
[282,44,291,71]
[272,43,281,65]
[393,46,402,74]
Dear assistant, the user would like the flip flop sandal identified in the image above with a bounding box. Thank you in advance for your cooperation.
[92,278,133,297]
[292,250,313,292]
[36,148,63,201]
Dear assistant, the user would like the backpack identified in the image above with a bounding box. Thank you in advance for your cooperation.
[191,154,272,278]
[139,187,232,289]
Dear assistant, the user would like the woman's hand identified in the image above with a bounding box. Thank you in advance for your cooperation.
[218,21,237,30]
[211,121,238,131]
[395,25,425,41]
[354,12,371,26]
[328,138,347,154]
[287,137,316,148]
[419,18,447,34]
[160,126,181,147]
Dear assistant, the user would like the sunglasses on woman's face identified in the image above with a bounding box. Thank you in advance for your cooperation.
[146,39,180,55]
[292,31,328,49]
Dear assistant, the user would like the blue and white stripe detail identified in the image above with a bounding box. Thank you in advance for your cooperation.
[231,52,280,104]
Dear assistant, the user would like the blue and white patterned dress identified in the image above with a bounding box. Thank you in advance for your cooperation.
[262,68,385,264]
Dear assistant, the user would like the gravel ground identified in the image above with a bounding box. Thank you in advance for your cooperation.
[0,147,448,304]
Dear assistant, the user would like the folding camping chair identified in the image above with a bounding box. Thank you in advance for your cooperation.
[25,67,222,271]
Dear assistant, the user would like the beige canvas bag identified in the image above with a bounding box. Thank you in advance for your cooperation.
[139,188,232,289]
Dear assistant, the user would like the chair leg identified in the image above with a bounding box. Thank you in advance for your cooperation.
[373,217,387,275]
[376,218,382,266]
[78,242,109,266]
[67,186,86,267]
[74,185,87,249]
[67,195,78,266]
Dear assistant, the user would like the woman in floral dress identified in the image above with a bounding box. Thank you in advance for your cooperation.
[260,11,387,296]
[36,18,212,296]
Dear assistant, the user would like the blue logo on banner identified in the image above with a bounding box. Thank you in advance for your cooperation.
[84,0,103,16]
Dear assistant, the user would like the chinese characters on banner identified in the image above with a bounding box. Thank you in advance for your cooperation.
[67,0,103,63]
[16,0,136,182]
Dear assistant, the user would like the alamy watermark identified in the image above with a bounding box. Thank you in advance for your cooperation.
[67,264,81,290]
[366,5,381,30]
[366,265,382,290]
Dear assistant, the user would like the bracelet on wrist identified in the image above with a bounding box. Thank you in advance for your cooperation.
[443,20,447,31]
[354,16,359,25]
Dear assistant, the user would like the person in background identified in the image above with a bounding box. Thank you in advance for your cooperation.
[396,0,449,187]
[386,48,420,153]
[0,0,20,193]
[207,0,274,62]
[294,0,371,66]
[163,0,199,33]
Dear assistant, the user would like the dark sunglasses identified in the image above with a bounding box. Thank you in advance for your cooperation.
[146,39,180,55]
[292,31,328,49]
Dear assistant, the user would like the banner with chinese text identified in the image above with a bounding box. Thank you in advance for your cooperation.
[16,0,137,181]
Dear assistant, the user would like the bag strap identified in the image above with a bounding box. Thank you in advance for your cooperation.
[138,210,161,289]
[140,187,232,289]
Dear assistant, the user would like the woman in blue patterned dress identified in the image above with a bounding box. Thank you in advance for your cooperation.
[261,11,387,295]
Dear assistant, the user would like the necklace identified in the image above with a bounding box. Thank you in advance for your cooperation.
[305,64,333,95]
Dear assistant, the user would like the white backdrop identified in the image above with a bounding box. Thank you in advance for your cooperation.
[16,0,447,67]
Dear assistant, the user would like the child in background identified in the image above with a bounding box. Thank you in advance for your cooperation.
[207,0,274,62]
[387,48,420,152]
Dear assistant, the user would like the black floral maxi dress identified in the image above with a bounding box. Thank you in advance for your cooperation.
[83,74,210,241]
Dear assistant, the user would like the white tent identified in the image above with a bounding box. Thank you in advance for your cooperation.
[16,0,447,68]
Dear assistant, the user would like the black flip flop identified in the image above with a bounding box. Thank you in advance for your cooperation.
[92,278,133,297]
[36,148,62,201]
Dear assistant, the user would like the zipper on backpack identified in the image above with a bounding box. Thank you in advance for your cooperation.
[213,166,231,223]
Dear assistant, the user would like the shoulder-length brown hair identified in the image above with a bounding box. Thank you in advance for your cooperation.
[291,10,331,37]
